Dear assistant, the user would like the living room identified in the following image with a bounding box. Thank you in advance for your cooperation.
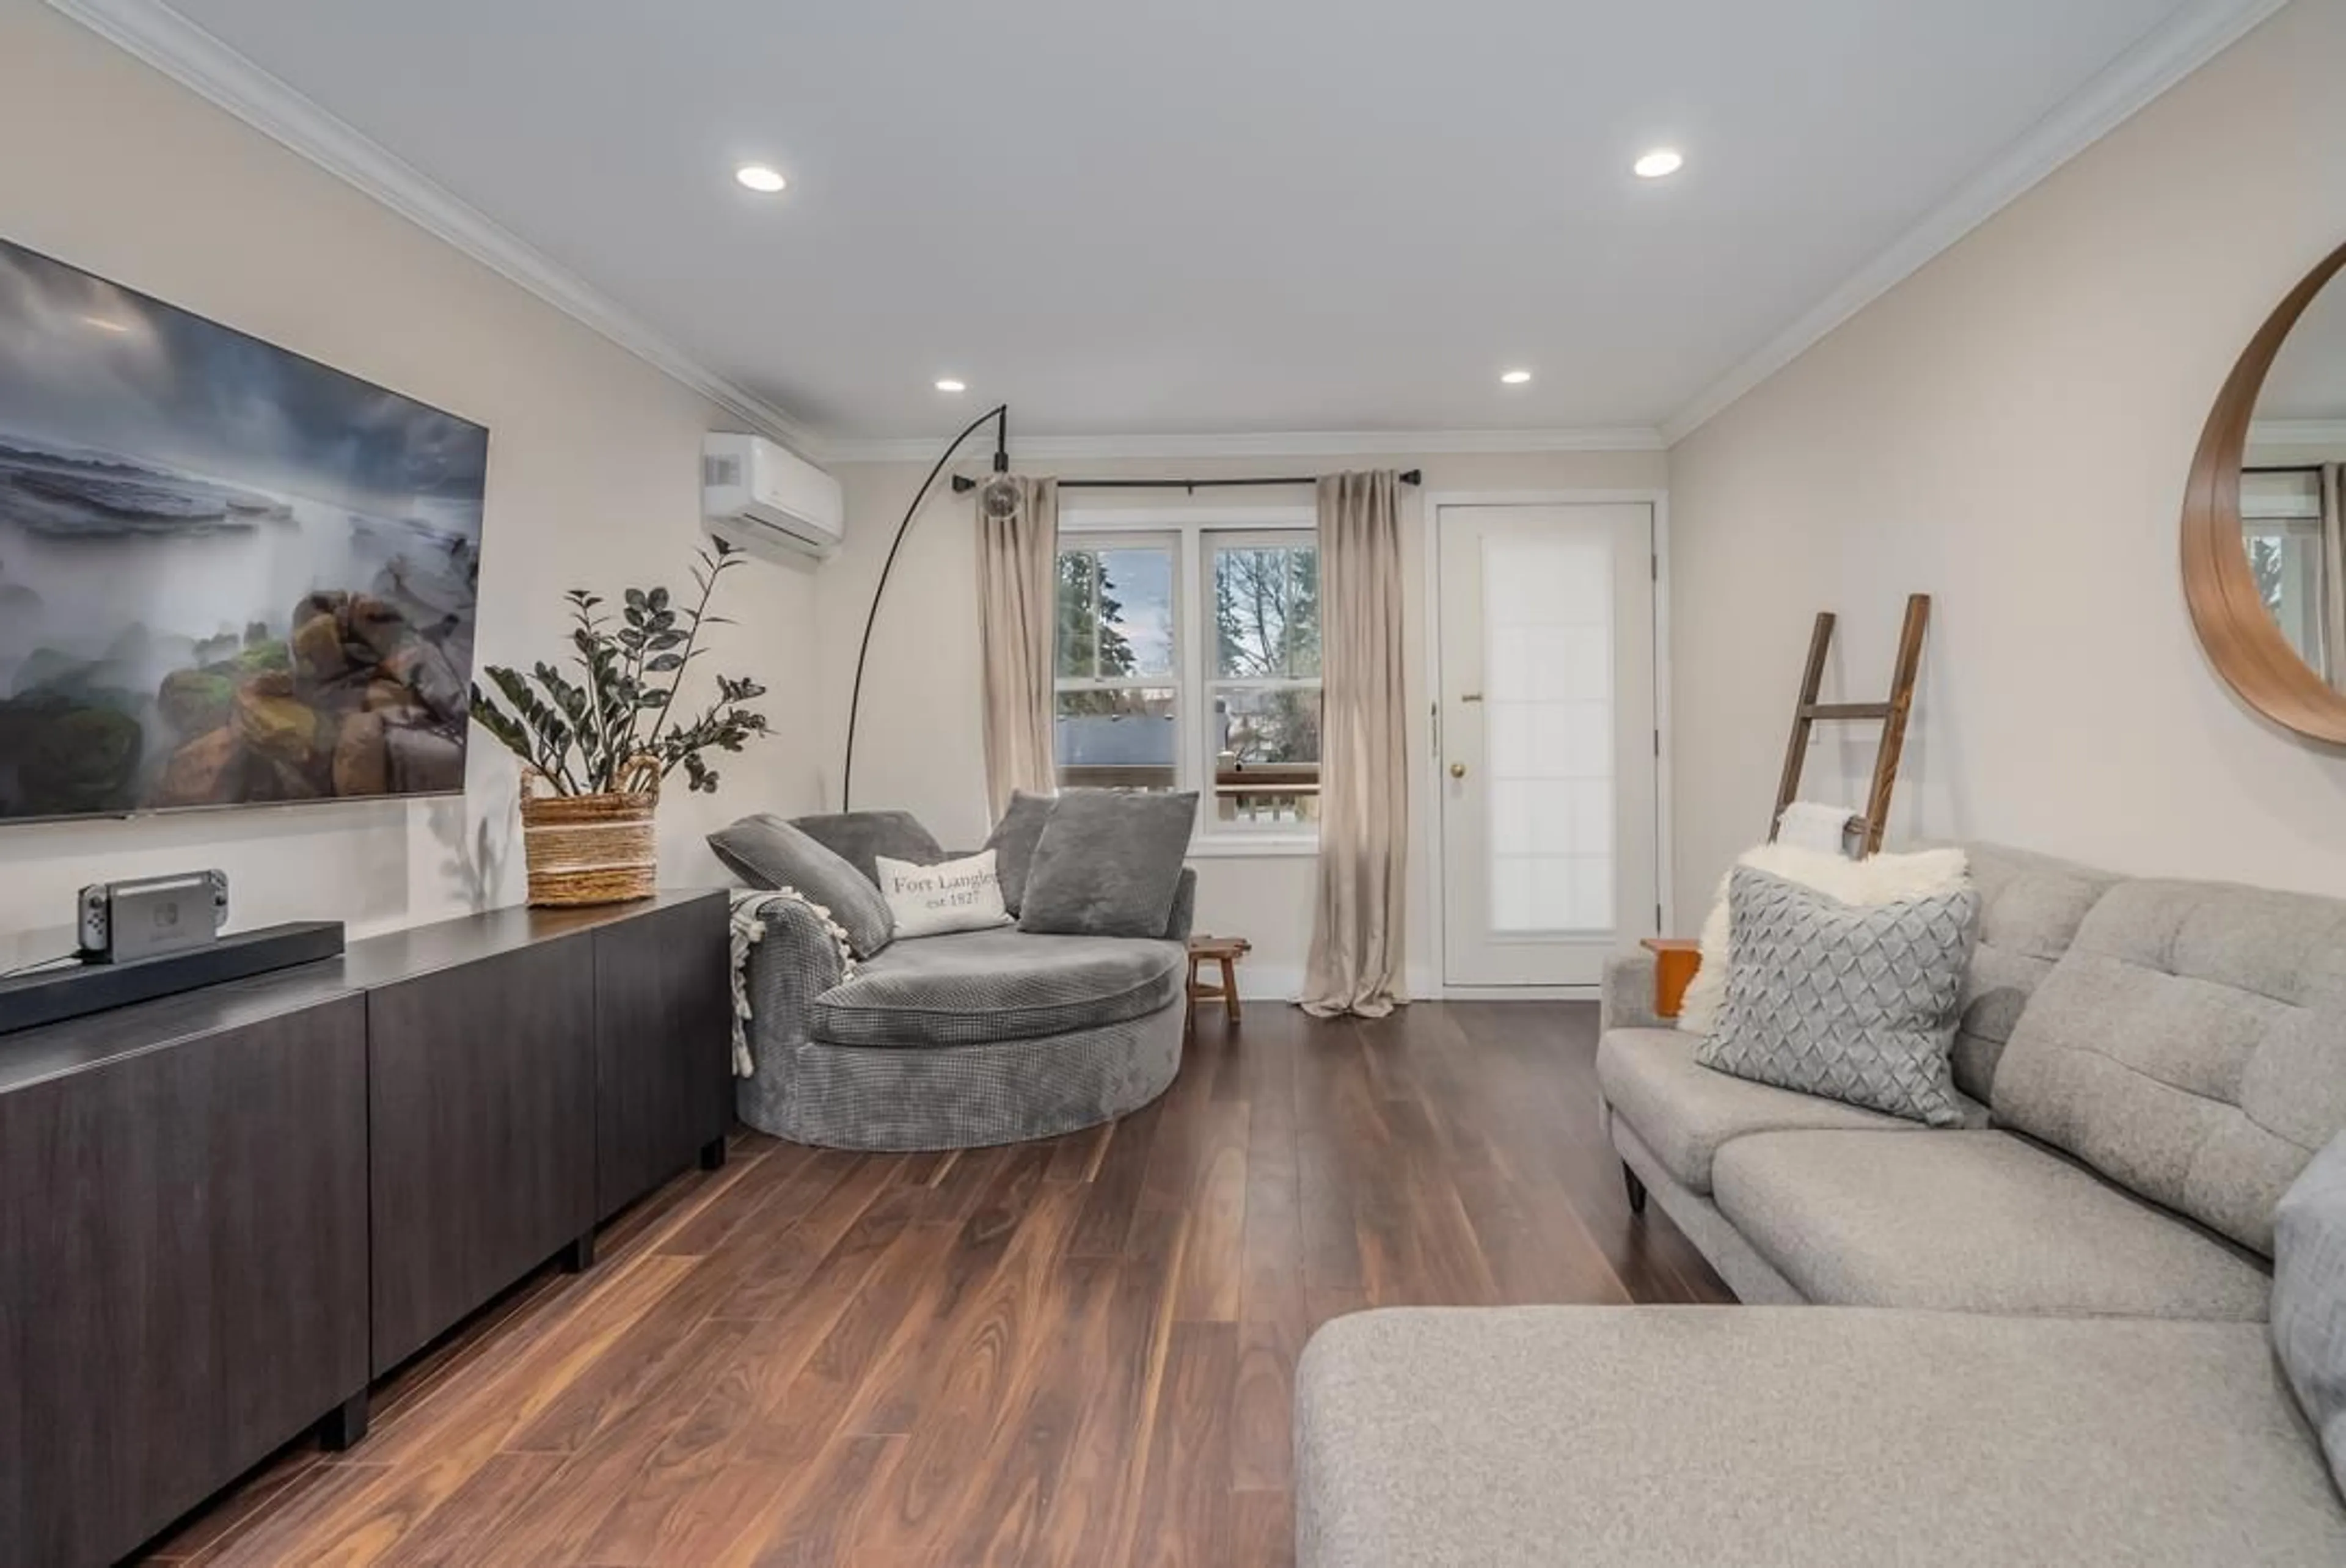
[2,0,2342,1564]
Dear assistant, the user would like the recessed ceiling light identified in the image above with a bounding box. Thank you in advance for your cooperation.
[734,164,787,194]
[935,378,967,393]
[1500,369,1532,385]
[1634,148,1684,180]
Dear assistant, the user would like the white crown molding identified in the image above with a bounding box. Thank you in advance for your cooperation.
[1660,0,2294,446]
[56,0,2279,467]
[45,0,820,455]
[816,425,1666,465]
[2248,420,2346,447]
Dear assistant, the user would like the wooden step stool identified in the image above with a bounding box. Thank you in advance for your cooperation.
[1186,936,1251,1026]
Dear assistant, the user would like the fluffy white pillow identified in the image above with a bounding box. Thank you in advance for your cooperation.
[1675,844,1970,1035]
[872,849,1014,939]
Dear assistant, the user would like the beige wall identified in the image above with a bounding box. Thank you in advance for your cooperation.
[820,450,1667,994]
[1665,0,2346,919]
[27,0,2328,978]
[0,0,822,959]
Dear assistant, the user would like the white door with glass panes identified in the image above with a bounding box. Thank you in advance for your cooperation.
[1053,520,1323,843]
[1438,503,1659,987]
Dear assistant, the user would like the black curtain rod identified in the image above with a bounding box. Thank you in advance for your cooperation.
[951,467,1421,495]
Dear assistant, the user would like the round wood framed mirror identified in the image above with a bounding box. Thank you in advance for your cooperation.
[2182,239,2346,744]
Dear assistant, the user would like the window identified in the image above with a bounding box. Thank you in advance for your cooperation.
[1053,517,1320,848]
[1054,537,1179,792]
[1207,536,1321,831]
[2241,467,2331,680]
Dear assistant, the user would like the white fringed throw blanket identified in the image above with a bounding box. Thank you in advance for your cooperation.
[727,888,857,1078]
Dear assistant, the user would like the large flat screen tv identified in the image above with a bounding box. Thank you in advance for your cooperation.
[0,236,488,823]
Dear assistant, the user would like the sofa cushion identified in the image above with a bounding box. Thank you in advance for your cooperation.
[1712,1129,2272,1319]
[1695,867,1976,1126]
[1596,1027,1983,1196]
[982,790,1057,914]
[1678,844,1971,1037]
[1018,789,1198,938]
[1950,841,2121,1101]
[809,926,1183,1048]
[872,849,1014,939]
[1295,1307,2346,1568]
[1162,866,1198,943]
[789,809,947,888]
[709,813,894,958]
[2275,1129,2346,1499]
[1992,878,2346,1256]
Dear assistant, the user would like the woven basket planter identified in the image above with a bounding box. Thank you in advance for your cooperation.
[519,756,661,907]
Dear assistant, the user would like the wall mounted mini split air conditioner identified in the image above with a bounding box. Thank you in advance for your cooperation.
[701,433,843,558]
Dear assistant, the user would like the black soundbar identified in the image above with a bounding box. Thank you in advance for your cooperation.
[0,921,347,1036]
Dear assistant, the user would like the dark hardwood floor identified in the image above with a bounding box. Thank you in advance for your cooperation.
[135,1001,1729,1567]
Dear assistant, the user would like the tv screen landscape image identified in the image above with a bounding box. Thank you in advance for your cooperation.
[0,236,489,823]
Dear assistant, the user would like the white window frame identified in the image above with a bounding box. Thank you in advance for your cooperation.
[1052,529,1185,798]
[1201,528,1325,843]
[1059,507,1320,857]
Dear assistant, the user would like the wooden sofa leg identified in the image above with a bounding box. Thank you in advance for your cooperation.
[1623,1162,1648,1216]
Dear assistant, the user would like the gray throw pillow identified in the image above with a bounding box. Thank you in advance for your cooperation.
[2275,1130,2346,1500]
[1695,866,1977,1126]
[983,790,1058,914]
[707,813,894,957]
[1018,789,1197,939]
[790,809,946,888]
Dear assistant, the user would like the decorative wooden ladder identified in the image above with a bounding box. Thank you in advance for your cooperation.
[1637,592,1935,1037]
[1770,593,1932,857]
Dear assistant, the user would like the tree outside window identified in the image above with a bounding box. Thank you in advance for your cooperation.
[1053,542,1178,790]
[1210,538,1320,829]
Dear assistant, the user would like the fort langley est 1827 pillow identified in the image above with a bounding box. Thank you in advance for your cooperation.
[872,848,1014,939]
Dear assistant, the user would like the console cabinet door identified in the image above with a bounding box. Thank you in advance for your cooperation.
[367,935,596,1374]
[593,894,731,1219]
[0,997,369,1567]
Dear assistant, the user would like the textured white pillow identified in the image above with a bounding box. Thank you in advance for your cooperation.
[872,849,1014,939]
[1676,844,1970,1035]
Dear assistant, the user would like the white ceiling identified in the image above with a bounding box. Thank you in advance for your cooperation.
[140,0,2237,445]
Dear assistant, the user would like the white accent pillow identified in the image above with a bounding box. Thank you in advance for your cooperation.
[1676,844,1970,1035]
[873,849,1014,939]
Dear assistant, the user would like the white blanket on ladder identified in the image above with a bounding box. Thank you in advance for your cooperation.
[1777,800,1856,857]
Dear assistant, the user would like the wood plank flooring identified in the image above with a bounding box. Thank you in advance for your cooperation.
[135,1001,1730,1567]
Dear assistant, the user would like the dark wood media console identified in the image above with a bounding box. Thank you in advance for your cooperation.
[0,889,731,1567]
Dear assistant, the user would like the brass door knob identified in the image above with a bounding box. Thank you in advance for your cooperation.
[1449,761,1467,779]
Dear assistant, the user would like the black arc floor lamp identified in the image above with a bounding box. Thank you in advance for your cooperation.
[841,403,1014,810]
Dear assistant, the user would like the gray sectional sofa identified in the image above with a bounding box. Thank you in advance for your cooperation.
[1295,842,2346,1565]
[734,869,1194,1151]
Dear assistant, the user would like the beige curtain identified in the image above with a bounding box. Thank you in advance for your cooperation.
[1302,470,1409,1018]
[976,476,1059,817]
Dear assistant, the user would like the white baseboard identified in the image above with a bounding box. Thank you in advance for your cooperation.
[1206,966,1602,1006]
[1422,983,1599,1004]
[1232,964,1304,1002]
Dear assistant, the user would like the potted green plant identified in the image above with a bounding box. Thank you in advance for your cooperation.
[470,538,769,906]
